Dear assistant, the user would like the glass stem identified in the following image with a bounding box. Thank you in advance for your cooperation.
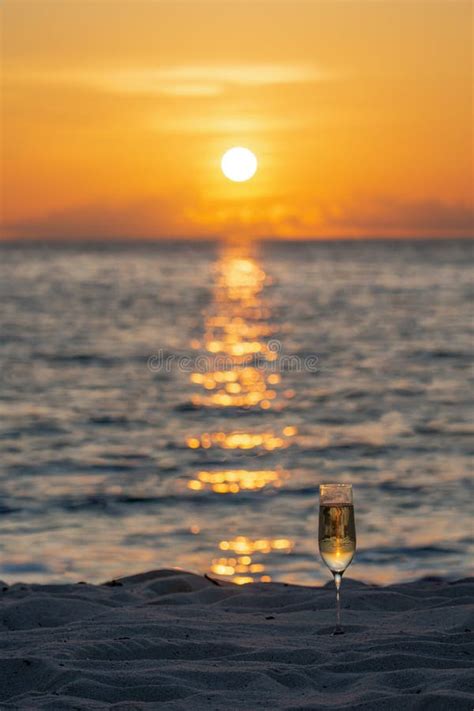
[333,572,344,635]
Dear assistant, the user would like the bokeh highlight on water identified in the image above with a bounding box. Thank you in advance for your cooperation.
[0,240,472,584]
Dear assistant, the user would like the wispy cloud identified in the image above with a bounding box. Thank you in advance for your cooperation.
[11,63,332,97]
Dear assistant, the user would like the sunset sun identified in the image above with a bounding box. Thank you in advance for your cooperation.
[221,147,258,182]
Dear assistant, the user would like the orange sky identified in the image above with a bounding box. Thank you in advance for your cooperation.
[1,0,472,240]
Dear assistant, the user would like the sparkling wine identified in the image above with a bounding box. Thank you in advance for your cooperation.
[318,503,356,573]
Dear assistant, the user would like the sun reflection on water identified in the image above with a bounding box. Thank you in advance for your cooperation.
[186,243,296,584]
[187,468,288,493]
[210,536,294,584]
[189,249,281,409]
[190,367,280,409]
[186,428,296,451]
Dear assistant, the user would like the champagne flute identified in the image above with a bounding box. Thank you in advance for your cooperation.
[318,483,356,635]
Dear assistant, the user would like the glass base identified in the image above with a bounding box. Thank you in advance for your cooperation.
[332,626,344,636]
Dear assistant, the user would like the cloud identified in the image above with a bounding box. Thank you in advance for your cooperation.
[323,196,474,237]
[3,194,472,242]
[214,196,474,239]
[0,197,218,241]
[12,63,332,98]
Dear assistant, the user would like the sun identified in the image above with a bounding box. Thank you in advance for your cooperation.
[221,147,258,182]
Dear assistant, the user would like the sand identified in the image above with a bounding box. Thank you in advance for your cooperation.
[0,570,472,710]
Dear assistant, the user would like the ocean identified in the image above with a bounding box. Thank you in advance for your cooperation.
[0,239,472,585]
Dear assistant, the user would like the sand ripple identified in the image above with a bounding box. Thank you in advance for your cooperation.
[0,570,472,709]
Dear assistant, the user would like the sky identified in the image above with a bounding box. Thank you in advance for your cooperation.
[1,0,473,240]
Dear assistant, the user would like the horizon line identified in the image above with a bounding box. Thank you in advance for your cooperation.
[0,234,473,246]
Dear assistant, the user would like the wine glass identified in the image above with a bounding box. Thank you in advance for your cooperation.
[318,483,356,635]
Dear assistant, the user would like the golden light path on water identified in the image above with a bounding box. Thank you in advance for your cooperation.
[186,244,296,584]
[186,428,297,451]
[189,256,287,409]
[211,536,294,585]
[187,468,289,494]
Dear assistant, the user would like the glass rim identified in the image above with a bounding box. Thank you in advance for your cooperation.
[319,483,352,488]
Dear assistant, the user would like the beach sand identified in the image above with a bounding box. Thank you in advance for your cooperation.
[0,569,472,709]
